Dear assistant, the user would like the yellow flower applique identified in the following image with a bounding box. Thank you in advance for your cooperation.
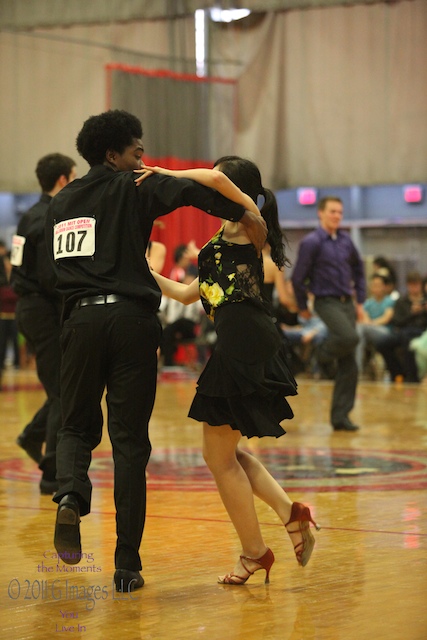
[200,282,224,306]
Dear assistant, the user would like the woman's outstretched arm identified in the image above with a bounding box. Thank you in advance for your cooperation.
[135,165,260,217]
[152,270,200,305]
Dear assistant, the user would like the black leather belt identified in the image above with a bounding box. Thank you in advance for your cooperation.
[318,295,352,303]
[75,294,129,309]
[331,295,352,303]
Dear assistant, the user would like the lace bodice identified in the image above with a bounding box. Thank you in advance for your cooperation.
[198,225,265,320]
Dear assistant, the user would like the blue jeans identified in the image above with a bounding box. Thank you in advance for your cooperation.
[356,323,391,372]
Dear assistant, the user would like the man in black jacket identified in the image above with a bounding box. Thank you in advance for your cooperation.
[45,109,266,593]
[11,153,76,492]
[376,271,427,382]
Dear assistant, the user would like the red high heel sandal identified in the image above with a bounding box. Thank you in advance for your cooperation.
[285,502,320,567]
[218,547,275,585]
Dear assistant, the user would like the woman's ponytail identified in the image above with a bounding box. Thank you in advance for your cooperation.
[261,188,290,269]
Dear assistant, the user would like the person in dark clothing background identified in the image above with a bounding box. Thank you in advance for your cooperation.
[0,240,8,283]
[375,271,427,382]
[0,250,20,381]
[46,109,267,593]
[291,196,366,432]
[11,153,77,489]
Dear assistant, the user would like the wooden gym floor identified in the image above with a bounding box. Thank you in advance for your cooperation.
[0,367,426,640]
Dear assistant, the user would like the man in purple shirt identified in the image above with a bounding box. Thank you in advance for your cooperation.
[291,197,366,431]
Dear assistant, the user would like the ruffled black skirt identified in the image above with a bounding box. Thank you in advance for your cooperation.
[188,301,297,438]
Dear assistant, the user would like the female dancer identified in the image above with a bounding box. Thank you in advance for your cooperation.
[135,157,320,584]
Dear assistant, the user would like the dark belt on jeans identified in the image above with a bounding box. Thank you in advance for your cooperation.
[334,295,352,303]
[318,295,352,303]
[75,294,129,309]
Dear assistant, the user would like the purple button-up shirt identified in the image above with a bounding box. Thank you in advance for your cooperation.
[291,227,366,311]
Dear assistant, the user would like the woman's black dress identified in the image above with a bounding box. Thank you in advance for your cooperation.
[188,226,297,439]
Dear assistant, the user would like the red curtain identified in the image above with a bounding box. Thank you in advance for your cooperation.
[107,64,237,276]
[145,156,223,276]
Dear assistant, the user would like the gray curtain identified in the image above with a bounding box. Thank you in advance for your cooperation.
[0,1,426,192]
[210,1,427,189]
[0,16,195,192]
[109,67,236,163]
[0,0,391,29]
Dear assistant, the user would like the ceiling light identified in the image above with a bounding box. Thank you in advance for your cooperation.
[209,8,251,23]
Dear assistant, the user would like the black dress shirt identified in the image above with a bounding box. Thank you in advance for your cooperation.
[45,165,246,312]
[11,193,58,300]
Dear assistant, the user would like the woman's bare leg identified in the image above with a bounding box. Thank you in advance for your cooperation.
[203,424,315,570]
[236,448,293,523]
[202,423,269,576]
[236,448,307,554]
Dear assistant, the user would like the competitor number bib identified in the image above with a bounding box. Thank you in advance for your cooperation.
[10,234,26,267]
[53,217,96,260]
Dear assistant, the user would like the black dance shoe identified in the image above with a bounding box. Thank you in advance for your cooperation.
[114,569,145,592]
[332,419,360,432]
[16,434,43,464]
[54,494,82,564]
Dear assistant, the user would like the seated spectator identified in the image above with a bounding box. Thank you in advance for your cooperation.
[356,273,395,373]
[169,241,198,283]
[282,293,328,347]
[160,297,203,367]
[261,248,309,375]
[0,251,20,377]
[159,269,205,367]
[376,271,427,382]
[160,241,212,368]
[410,330,427,380]
[373,256,400,300]
[410,273,427,380]
[280,285,328,376]
[275,279,300,327]
[0,239,7,285]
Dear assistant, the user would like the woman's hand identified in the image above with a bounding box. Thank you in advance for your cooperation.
[134,166,154,186]
[134,165,172,186]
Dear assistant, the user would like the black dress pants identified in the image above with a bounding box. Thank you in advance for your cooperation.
[20,401,50,445]
[16,295,62,476]
[314,296,359,425]
[54,300,161,572]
